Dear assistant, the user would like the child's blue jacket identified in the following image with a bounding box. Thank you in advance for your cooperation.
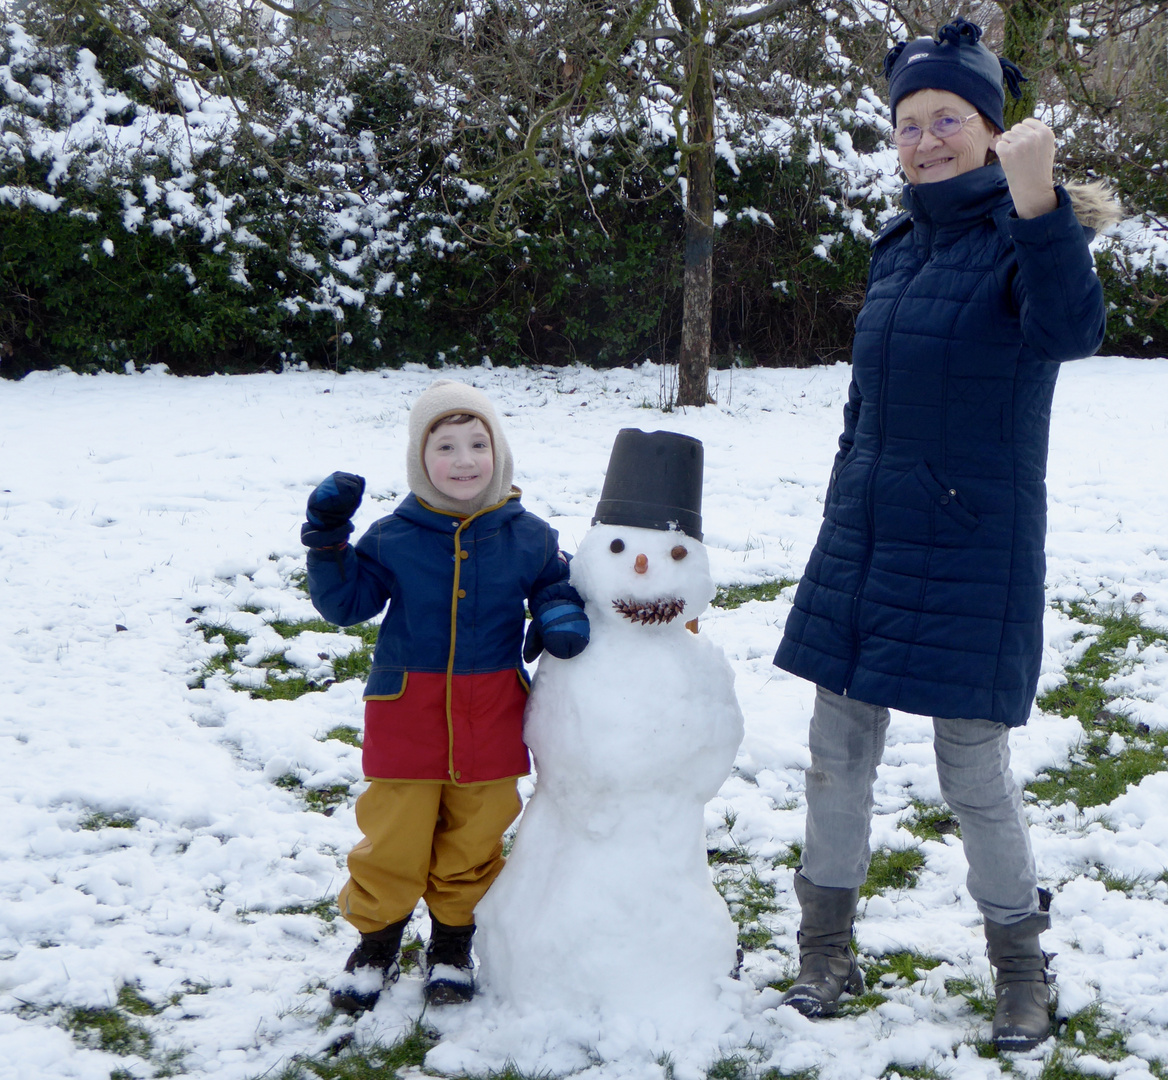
[306,489,571,782]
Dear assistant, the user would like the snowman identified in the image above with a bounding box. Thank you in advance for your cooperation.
[475,429,745,1043]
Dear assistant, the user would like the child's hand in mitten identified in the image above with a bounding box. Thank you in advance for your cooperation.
[302,471,365,548]
[524,585,590,661]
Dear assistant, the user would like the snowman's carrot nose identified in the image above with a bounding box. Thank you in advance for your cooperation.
[634,554,649,574]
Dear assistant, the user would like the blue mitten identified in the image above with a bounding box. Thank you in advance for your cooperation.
[524,583,590,661]
[302,471,365,548]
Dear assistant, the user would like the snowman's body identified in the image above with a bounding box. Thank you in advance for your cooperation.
[476,522,745,1030]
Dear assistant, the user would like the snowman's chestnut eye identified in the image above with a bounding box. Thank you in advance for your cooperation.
[610,539,625,553]
[671,545,688,561]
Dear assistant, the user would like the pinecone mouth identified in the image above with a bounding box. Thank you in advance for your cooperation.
[612,597,685,625]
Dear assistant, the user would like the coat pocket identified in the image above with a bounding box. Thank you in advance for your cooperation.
[825,447,859,514]
[913,461,980,531]
[363,667,407,701]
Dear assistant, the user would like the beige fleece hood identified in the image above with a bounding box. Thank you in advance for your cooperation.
[406,380,515,515]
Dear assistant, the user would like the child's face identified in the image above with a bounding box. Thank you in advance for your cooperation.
[424,418,495,503]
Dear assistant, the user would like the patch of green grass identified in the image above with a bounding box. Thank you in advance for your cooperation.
[200,622,251,651]
[305,786,351,813]
[168,980,211,1007]
[152,1049,188,1077]
[65,1003,152,1056]
[714,864,778,950]
[836,987,891,1016]
[190,621,250,689]
[79,811,137,831]
[332,648,373,682]
[709,847,752,866]
[271,1022,437,1079]
[1089,863,1147,893]
[1039,1048,1118,1080]
[880,1067,947,1080]
[712,579,797,610]
[773,842,803,870]
[250,674,316,701]
[708,1056,754,1080]
[343,622,380,647]
[277,898,340,922]
[273,775,352,814]
[860,848,925,898]
[322,725,363,747]
[760,1069,819,1080]
[116,984,161,1017]
[288,569,310,595]
[464,1066,558,1080]
[268,617,339,638]
[903,801,960,843]
[944,976,995,1017]
[399,934,424,974]
[1040,602,1168,721]
[709,817,779,951]
[192,616,377,699]
[1031,602,1168,807]
[1050,1004,1127,1065]
[1027,739,1168,809]
[865,951,942,986]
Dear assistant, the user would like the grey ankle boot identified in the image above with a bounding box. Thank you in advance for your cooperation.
[984,895,1054,1051]
[781,871,864,1018]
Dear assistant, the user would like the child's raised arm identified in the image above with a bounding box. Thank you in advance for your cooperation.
[302,471,394,626]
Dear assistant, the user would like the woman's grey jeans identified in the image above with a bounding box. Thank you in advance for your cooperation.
[800,685,1040,925]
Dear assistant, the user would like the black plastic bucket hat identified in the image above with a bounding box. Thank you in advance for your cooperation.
[592,429,704,540]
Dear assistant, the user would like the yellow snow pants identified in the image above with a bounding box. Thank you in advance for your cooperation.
[338,778,521,934]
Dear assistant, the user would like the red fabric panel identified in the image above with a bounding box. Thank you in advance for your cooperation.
[362,670,530,783]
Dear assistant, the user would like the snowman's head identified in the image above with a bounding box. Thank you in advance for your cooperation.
[570,523,714,628]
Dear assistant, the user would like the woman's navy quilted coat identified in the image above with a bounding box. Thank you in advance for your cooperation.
[775,165,1105,727]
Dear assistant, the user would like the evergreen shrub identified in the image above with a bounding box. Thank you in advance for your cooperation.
[1,0,1164,378]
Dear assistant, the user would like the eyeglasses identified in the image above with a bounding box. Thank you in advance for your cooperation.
[893,112,980,147]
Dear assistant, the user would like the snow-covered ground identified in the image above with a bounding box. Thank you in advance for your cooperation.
[2,359,1168,1080]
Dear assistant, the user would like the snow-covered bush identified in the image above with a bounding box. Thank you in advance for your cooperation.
[0,0,1163,376]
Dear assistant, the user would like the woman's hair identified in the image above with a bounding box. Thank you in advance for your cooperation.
[429,412,480,433]
[983,118,1004,167]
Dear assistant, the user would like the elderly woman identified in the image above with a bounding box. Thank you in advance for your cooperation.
[774,17,1115,1049]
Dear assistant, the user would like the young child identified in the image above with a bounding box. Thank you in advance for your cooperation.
[301,379,589,1012]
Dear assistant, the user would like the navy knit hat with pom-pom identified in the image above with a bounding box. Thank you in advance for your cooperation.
[884,16,1026,132]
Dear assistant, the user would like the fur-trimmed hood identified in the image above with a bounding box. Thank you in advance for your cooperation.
[1066,180,1124,234]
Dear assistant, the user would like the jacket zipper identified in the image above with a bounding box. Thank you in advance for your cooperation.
[841,239,925,692]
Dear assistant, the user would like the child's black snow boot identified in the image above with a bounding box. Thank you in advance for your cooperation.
[424,917,476,1005]
[781,871,864,1018]
[329,917,409,1014]
[985,892,1054,1051]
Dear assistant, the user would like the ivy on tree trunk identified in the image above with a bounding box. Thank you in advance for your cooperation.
[678,29,716,407]
[997,0,1064,127]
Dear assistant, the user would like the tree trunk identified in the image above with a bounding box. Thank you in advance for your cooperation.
[676,38,716,407]
[997,0,1061,127]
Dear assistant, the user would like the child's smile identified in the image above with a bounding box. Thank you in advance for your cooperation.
[423,418,495,504]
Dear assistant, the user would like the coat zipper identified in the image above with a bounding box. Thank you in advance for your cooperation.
[841,238,925,692]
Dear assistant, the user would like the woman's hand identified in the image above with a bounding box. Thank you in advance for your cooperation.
[994,118,1058,219]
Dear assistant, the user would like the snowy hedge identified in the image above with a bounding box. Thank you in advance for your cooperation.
[1,1,1165,377]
